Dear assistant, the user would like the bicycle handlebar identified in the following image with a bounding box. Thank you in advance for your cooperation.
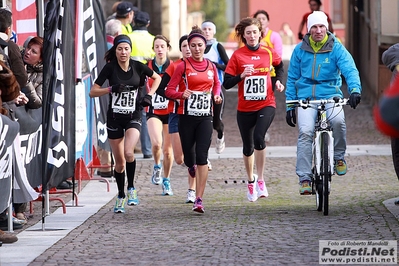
[286,97,349,109]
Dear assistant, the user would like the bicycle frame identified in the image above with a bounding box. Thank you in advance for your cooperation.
[314,108,334,180]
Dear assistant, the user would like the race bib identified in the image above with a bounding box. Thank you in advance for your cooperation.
[187,91,211,116]
[111,90,137,114]
[152,93,169,110]
[244,76,267,100]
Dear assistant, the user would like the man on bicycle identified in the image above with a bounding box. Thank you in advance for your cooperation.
[285,11,362,195]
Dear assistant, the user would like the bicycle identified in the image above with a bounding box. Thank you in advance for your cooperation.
[286,97,349,215]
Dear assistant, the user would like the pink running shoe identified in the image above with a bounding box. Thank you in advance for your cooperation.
[247,174,258,202]
[192,197,204,213]
[256,180,269,198]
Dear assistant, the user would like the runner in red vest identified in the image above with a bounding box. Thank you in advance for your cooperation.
[165,26,222,213]
[156,34,197,203]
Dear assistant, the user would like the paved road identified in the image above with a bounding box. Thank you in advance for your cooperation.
[2,73,399,265]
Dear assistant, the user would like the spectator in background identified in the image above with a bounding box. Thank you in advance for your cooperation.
[129,11,155,159]
[115,1,136,35]
[106,1,122,21]
[298,0,334,40]
[105,19,122,50]
[0,55,26,231]
[10,36,44,223]
[375,43,399,205]
[0,7,30,230]
[21,36,43,109]
[0,58,20,244]
[0,9,27,90]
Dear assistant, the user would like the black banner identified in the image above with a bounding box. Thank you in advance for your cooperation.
[82,0,109,151]
[14,107,42,188]
[42,0,76,189]
[0,115,19,213]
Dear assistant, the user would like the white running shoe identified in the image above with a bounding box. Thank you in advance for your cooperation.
[186,189,196,203]
[247,174,258,202]
[215,135,225,154]
[151,166,162,185]
[207,159,212,171]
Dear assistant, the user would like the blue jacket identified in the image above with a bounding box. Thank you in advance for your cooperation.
[286,33,361,109]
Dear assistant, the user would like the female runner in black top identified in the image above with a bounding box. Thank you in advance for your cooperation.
[89,35,161,213]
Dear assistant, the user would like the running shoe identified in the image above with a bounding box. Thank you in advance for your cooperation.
[256,179,269,198]
[151,165,162,185]
[192,197,204,213]
[12,217,27,225]
[188,165,197,178]
[186,189,196,203]
[127,187,139,206]
[114,197,126,213]
[215,135,225,154]
[299,180,312,195]
[207,159,212,171]
[335,159,347,176]
[162,178,174,196]
[247,174,258,202]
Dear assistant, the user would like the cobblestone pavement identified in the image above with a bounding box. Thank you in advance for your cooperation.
[24,73,399,265]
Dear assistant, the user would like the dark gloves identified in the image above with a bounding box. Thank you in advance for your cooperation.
[286,109,297,127]
[349,92,361,109]
[140,94,152,107]
[110,84,128,93]
[298,32,304,40]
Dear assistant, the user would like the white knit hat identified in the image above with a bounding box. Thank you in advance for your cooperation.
[307,11,328,32]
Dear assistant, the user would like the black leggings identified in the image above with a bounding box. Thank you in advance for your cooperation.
[212,88,225,138]
[237,106,275,156]
[179,115,213,167]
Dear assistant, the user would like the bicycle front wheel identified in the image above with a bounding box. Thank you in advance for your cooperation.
[321,132,330,215]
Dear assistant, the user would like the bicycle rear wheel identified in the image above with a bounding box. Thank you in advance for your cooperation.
[321,132,330,215]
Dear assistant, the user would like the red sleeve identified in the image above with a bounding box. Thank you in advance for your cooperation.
[165,61,185,100]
